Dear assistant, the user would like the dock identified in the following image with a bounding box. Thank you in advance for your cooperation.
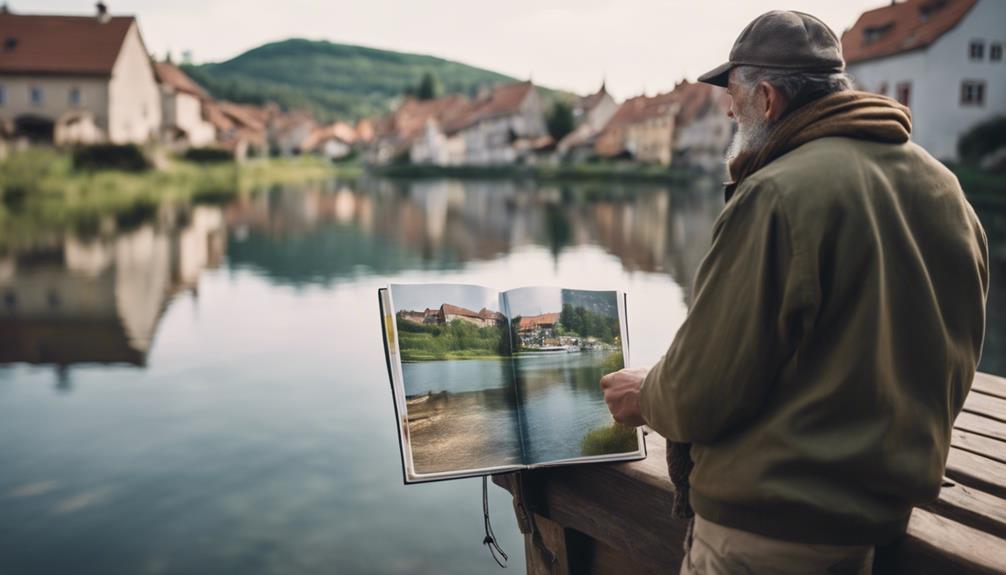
[493,372,1006,574]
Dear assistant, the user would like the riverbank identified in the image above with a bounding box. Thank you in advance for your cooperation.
[0,149,360,247]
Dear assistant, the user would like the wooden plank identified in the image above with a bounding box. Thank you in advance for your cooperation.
[925,481,1006,538]
[945,447,1006,499]
[963,392,1006,424]
[955,411,1006,443]
[972,372,1006,400]
[524,513,572,575]
[878,508,1006,574]
[952,429,1006,465]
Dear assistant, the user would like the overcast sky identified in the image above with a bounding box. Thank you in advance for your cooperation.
[31,0,882,99]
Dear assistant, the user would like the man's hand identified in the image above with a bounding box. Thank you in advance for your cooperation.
[600,367,649,427]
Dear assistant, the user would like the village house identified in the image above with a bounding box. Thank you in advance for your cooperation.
[370,93,470,164]
[451,81,548,165]
[0,5,161,144]
[668,80,733,173]
[269,109,316,156]
[594,92,678,165]
[516,312,560,347]
[557,83,619,161]
[302,120,358,160]
[399,304,504,328]
[204,100,268,157]
[842,0,1006,161]
[153,60,215,147]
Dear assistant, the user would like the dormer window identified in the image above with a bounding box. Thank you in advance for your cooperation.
[969,40,985,61]
[864,22,894,45]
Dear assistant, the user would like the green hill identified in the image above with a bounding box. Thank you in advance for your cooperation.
[182,39,536,121]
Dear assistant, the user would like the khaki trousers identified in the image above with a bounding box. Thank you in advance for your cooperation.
[679,515,875,575]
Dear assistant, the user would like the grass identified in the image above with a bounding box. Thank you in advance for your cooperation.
[580,422,639,457]
[0,148,360,249]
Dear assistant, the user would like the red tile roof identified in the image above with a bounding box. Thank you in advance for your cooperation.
[0,13,136,76]
[441,303,481,319]
[153,61,208,98]
[841,0,977,65]
[517,313,560,330]
[448,81,534,133]
[390,94,472,142]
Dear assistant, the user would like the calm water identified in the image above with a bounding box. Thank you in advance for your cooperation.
[0,176,1002,574]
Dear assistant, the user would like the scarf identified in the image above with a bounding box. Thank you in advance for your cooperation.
[725,90,912,200]
[668,90,913,520]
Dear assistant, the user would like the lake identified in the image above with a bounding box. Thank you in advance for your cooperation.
[0,176,1002,574]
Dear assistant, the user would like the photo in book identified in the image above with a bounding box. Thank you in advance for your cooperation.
[379,283,646,483]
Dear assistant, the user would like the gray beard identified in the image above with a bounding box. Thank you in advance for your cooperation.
[726,115,773,164]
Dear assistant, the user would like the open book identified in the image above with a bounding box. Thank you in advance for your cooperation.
[379,283,646,483]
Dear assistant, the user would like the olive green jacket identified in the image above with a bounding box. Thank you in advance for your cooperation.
[640,136,989,545]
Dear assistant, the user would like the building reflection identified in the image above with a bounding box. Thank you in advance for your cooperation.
[0,206,225,369]
[0,177,723,371]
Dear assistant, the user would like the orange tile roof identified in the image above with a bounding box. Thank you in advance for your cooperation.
[201,100,234,132]
[449,81,534,133]
[518,312,560,329]
[441,303,481,319]
[841,0,977,65]
[390,94,472,142]
[0,13,136,76]
[154,61,208,98]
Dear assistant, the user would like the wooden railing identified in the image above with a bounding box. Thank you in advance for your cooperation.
[493,372,1006,574]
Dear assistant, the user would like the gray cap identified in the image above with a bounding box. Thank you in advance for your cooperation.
[698,10,845,88]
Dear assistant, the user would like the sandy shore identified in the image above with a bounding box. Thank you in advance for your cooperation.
[406,389,523,474]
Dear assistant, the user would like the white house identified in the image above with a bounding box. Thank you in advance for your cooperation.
[154,61,215,147]
[0,5,162,144]
[842,0,1006,161]
[451,81,548,165]
[557,83,619,160]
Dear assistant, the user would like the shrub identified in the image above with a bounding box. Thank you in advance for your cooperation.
[183,147,233,164]
[580,423,639,456]
[72,144,151,172]
[959,116,1006,167]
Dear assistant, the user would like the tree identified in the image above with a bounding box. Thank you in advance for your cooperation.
[416,72,440,101]
[546,100,575,142]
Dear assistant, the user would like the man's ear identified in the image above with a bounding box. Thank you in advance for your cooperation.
[759,81,787,121]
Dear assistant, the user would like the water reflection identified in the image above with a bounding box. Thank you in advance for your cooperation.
[0,206,225,371]
[1,178,1003,575]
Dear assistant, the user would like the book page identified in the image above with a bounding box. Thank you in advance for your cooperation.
[385,283,524,482]
[503,287,644,466]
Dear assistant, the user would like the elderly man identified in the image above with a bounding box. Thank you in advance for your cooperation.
[600,10,989,575]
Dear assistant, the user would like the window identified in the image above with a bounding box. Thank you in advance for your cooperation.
[992,43,1003,62]
[896,82,912,107]
[969,40,985,60]
[878,81,889,96]
[0,85,5,106]
[29,86,42,106]
[961,80,986,106]
[69,87,81,106]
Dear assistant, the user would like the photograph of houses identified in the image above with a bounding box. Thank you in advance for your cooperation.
[503,287,639,463]
[389,284,522,477]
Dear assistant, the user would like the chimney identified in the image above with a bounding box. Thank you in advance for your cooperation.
[96,2,110,23]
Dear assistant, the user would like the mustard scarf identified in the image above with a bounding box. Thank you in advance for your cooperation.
[727,90,913,195]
